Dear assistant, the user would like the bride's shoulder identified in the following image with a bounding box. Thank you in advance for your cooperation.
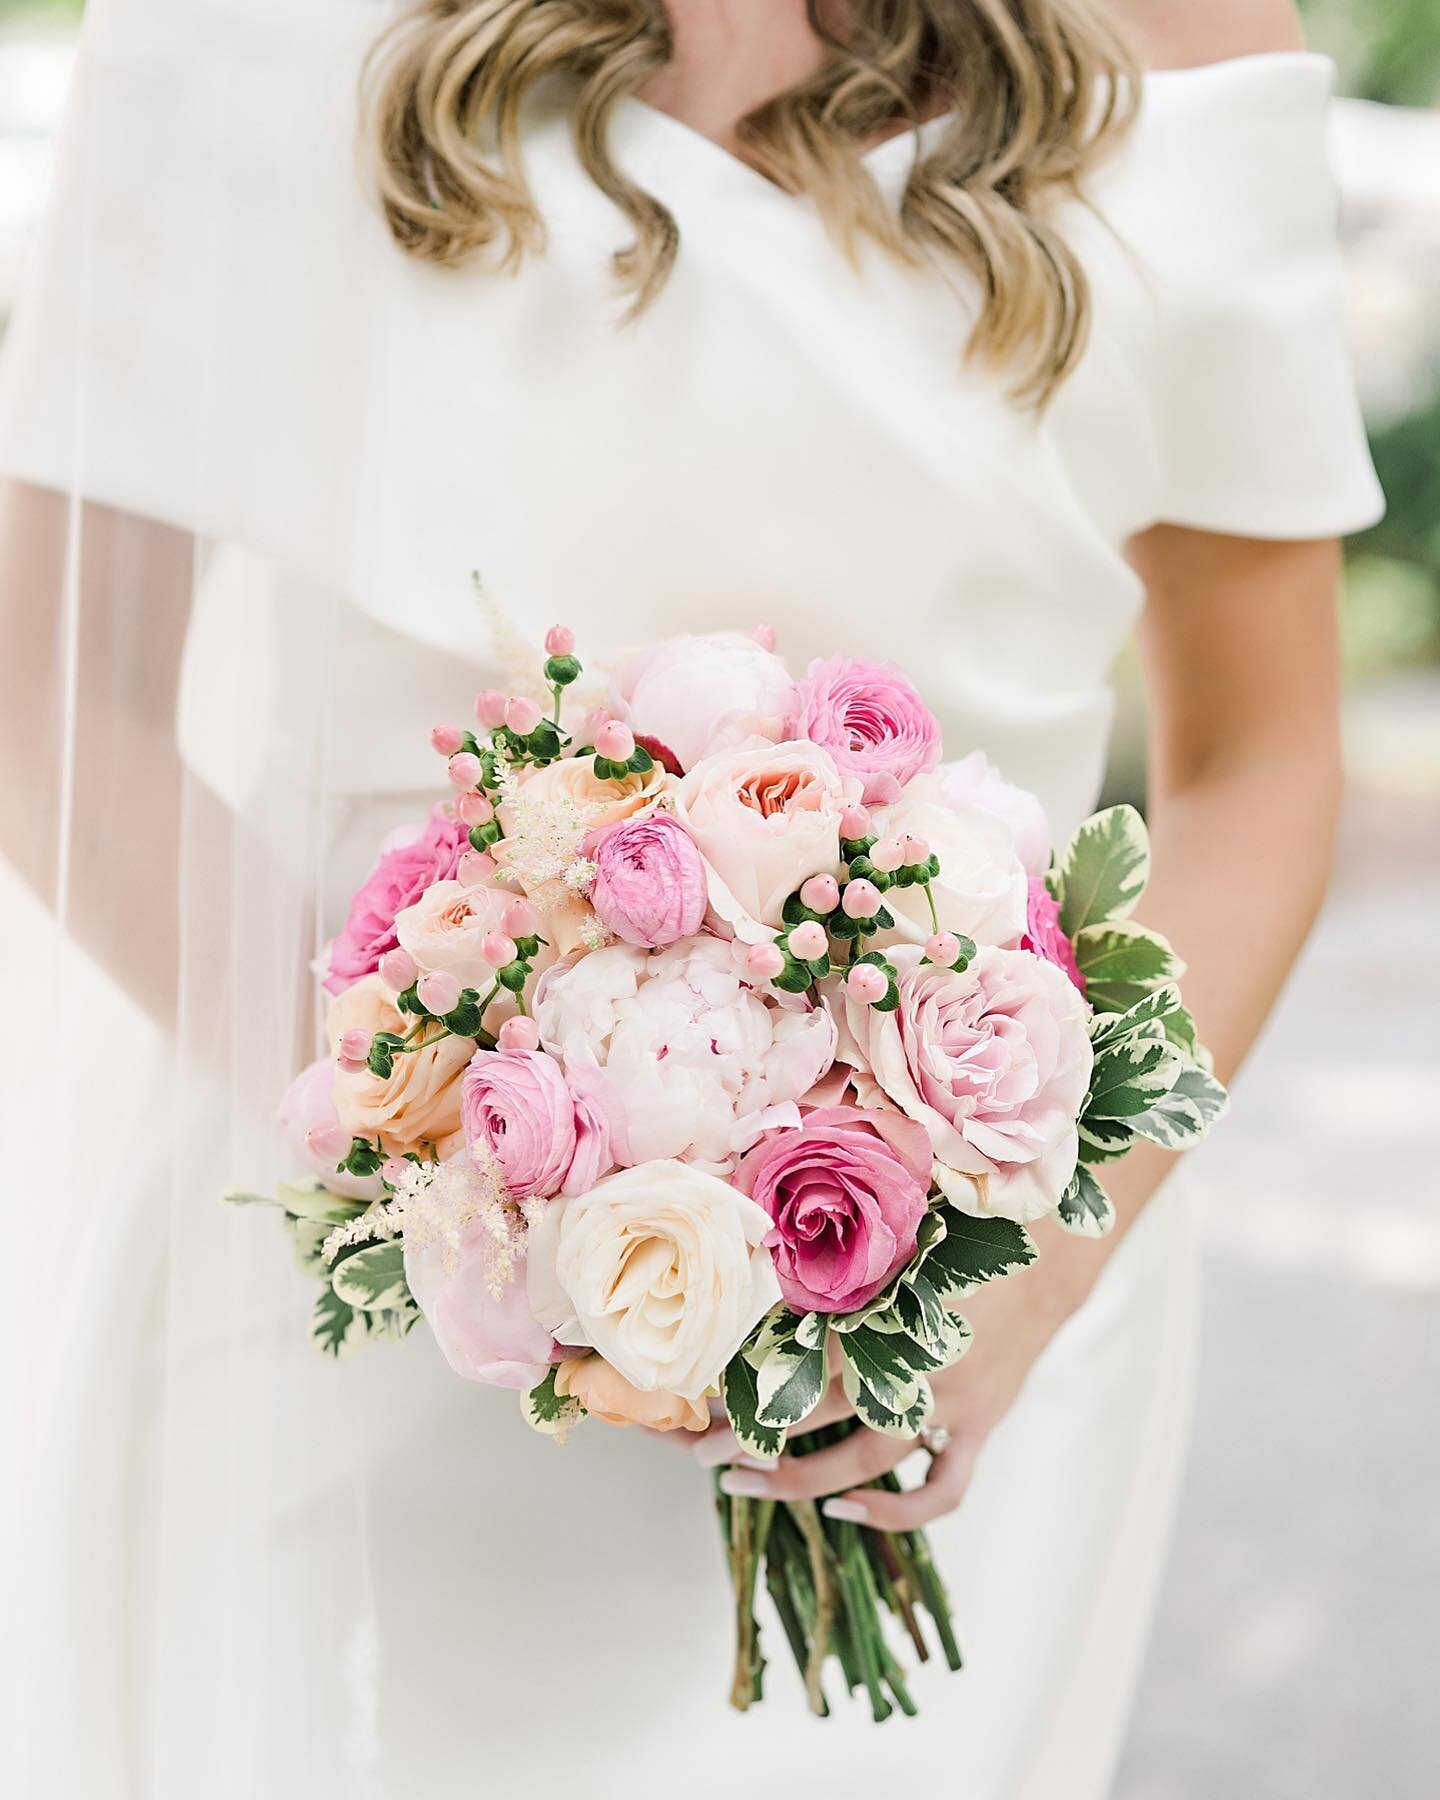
[1103,0,1306,69]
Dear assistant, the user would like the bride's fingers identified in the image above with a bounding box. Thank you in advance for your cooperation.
[823,1438,980,1533]
[720,1423,910,1502]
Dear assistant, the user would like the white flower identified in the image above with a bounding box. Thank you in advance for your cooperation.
[526,1160,780,1399]
[936,753,1052,878]
[533,936,837,1172]
[607,630,796,773]
[869,774,1029,951]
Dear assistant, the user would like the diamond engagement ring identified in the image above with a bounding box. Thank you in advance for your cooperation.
[919,1425,952,1456]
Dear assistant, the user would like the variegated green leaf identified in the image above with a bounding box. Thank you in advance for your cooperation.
[330,1241,410,1313]
[279,1181,372,1224]
[922,1208,1037,1302]
[755,1333,828,1430]
[523,1366,585,1437]
[1129,1062,1230,1150]
[839,1326,922,1414]
[895,1277,972,1370]
[841,1357,935,1439]
[1056,1164,1116,1237]
[722,1350,787,1460]
[283,1214,332,1277]
[1073,920,1184,1014]
[794,1311,828,1351]
[1086,1036,1183,1119]
[1057,805,1150,937]
[309,1285,380,1359]
[1089,985,1183,1051]
[1078,1113,1135,1164]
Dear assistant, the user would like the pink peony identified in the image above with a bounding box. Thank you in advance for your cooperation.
[835,944,1092,1223]
[461,1048,622,1199]
[1020,877,1086,997]
[787,656,942,805]
[937,752,1051,878]
[325,805,469,994]
[587,814,708,949]
[405,1227,558,1391]
[607,631,796,773]
[277,1057,382,1200]
[735,1105,931,1314]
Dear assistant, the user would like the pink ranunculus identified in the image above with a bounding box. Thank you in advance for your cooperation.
[277,1057,383,1200]
[324,804,470,994]
[607,631,797,773]
[734,1105,931,1314]
[1021,877,1086,997]
[405,1227,559,1391]
[937,752,1052,878]
[587,814,708,949]
[461,1048,623,1199]
[834,944,1093,1223]
[787,656,942,805]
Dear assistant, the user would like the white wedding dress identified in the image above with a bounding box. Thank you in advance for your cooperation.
[0,5,1381,1796]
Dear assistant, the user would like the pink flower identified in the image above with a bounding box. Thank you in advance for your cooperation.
[1021,877,1086,997]
[405,1229,558,1391]
[735,1105,931,1314]
[607,630,797,773]
[787,656,941,804]
[937,752,1051,878]
[461,1048,623,1199]
[277,1058,382,1200]
[835,944,1092,1223]
[325,805,469,994]
[587,814,708,949]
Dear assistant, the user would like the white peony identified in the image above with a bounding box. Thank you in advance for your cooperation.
[869,775,1029,951]
[607,631,797,773]
[533,936,837,1172]
[936,752,1052,878]
[527,1160,781,1400]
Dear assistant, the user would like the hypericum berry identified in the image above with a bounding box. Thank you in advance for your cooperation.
[504,695,543,737]
[482,932,518,969]
[500,898,540,938]
[839,804,872,841]
[845,964,889,1005]
[447,751,482,790]
[786,920,828,962]
[751,623,777,652]
[870,837,905,873]
[338,1028,373,1065]
[799,873,841,915]
[900,833,931,867]
[457,791,494,828]
[474,689,508,730]
[457,849,496,887]
[306,1122,352,1163]
[841,878,883,921]
[381,1157,410,1186]
[379,947,418,991]
[430,724,465,757]
[417,970,462,1015]
[544,624,575,657]
[594,720,636,763]
[925,931,962,968]
[744,942,787,982]
[497,1016,541,1052]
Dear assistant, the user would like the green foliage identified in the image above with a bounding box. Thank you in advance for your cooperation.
[330,1241,410,1313]
[523,1366,585,1437]
[1055,804,1150,938]
[1072,920,1184,1014]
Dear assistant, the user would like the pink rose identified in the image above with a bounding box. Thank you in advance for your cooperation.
[461,1048,622,1199]
[277,1057,382,1200]
[735,1105,931,1314]
[937,753,1051,878]
[325,804,469,994]
[835,944,1093,1223]
[587,814,708,948]
[607,631,797,773]
[405,1228,558,1391]
[1021,877,1086,997]
[787,656,941,804]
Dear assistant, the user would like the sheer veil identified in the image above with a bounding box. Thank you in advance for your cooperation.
[0,3,499,1792]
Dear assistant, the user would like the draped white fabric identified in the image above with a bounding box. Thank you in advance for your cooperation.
[0,7,1381,1796]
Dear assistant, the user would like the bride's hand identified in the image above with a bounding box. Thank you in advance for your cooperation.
[686,1218,1106,1531]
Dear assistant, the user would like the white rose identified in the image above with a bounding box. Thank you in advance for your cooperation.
[607,630,796,773]
[936,753,1052,877]
[395,878,555,988]
[526,1160,781,1399]
[870,775,1028,951]
[533,936,837,1172]
[673,739,861,944]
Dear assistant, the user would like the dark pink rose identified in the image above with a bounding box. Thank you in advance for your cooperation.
[1020,877,1086,997]
[734,1104,931,1314]
[587,814,708,948]
[787,656,942,804]
[324,804,469,994]
[462,1048,624,1199]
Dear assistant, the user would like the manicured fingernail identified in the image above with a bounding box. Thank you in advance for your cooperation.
[691,1428,740,1469]
[719,1470,772,1499]
[737,1454,777,1472]
[822,1498,869,1524]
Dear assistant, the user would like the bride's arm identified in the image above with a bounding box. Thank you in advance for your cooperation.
[0,477,194,1020]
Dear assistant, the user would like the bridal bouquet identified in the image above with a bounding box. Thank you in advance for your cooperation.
[231,623,1225,1719]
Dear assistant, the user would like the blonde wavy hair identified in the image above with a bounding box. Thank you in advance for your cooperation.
[364,1,1139,404]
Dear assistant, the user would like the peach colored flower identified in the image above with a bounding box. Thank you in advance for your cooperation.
[552,1356,709,1432]
[395,878,555,992]
[328,976,472,1157]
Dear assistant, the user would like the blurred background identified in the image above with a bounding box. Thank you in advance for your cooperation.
[1,2,1436,1793]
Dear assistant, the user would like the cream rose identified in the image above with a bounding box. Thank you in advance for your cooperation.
[527,1160,781,1400]
[394,878,555,992]
[553,1356,709,1432]
[673,739,861,944]
[869,775,1029,951]
[327,975,471,1157]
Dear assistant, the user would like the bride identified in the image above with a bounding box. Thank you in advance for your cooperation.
[0,2,1381,1796]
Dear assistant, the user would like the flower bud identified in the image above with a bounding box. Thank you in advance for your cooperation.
[497,1016,541,1052]
[378,947,418,990]
[500,898,540,938]
[925,931,962,968]
[306,1122,353,1163]
[474,689,508,730]
[504,695,543,737]
[457,790,495,827]
[430,724,465,757]
[786,920,828,962]
[751,623,777,652]
[839,804,872,842]
[417,970,462,1016]
[580,707,615,744]
[744,942,787,982]
[544,624,576,657]
[381,1157,410,1186]
[841,878,883,920]
[845,964,889,1006]
[799,873,840,915]
[447,751,482,790]
[338,1027,373,1065]
[481,932,518,969]
[594,720,636,763]
[869,837,905,873]
[900,833,930,867]
[457,849,496,887]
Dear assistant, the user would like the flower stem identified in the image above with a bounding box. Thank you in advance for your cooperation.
[788,1500,836,1717]
[923,880,940,934]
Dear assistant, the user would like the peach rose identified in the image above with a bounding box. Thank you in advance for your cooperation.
[552,1356,709,1432]
[328,975,471,1157]
[395,878,555,996]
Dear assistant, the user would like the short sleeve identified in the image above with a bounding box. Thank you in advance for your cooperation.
[1102,53,1385,540]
